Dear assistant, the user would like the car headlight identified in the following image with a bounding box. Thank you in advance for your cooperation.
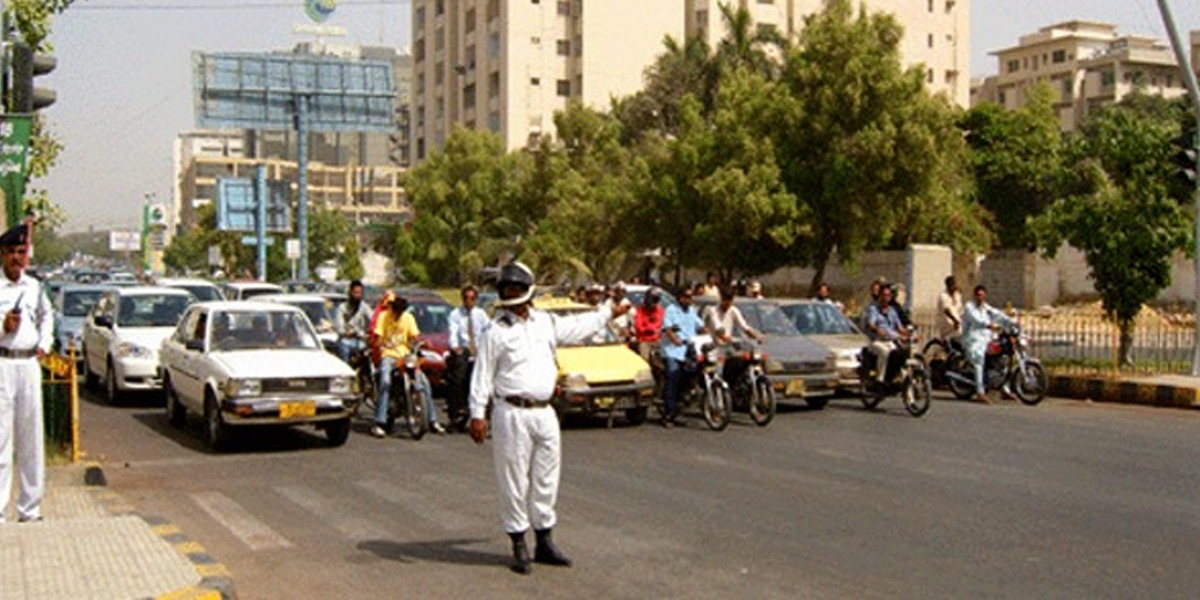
[225,378,262,397]
[116,342,152,358]
[563,372,588,390]
[329,376,353,394]
[634,368,653,385]
[766,358,784,372]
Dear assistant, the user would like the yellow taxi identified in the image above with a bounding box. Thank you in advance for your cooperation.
[536,296,656,426]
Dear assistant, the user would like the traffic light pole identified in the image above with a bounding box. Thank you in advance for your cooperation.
[1154,0,1200,376]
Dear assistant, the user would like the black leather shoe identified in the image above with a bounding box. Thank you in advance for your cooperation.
[534,528,573,567]
[509,531,533,575]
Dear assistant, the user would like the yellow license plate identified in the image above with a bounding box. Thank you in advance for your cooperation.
[279,401,316,419]
[785,379,806,396]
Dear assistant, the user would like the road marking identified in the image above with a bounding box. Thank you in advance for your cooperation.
[355,479,473,532]
[191,491,293,551]
[275,485,382,541]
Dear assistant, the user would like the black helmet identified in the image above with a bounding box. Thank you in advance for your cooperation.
[496,262,536,307]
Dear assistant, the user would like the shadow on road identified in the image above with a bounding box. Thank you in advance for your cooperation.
[357,538,510,568]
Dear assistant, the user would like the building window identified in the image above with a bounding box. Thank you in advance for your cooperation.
[1052,50,1066,64]
[927,0,934,12]
[465,8,476,33]
[464,45,476,69]
[998,91,1006,105]
[416,6,425,31]
[757,0,774,4]
[435,66,444,85]
[1006,59,1019,73]
[926,68,933,83]
[557,1,570,16]
[435,28,445,51]
[417,138,425,160]
[489,71,500,98]
[557,39,570,56]
[697,9,707,26]
[488,111,501,132]
[556,79,570,97]
[927,34,934,49]
[575,35,582,57]
[488,32,500,57]
[415,41,426,62]
[530,77,541,86]
[463,84,476,109]
[435,0,444,16]
[1061,78,1073,95]
[487,0,499,21]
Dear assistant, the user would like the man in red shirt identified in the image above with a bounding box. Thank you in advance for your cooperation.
[633,288,664,365]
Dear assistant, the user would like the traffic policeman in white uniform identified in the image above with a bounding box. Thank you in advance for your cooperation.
[468,262,630,575]
[0,223,53,523]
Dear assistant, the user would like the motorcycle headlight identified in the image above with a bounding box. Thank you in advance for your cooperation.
[563,372,588,390]
[115,342,152,359]
[706,349,722,364]
[329,376,353,394]
[405,353,420,369]
[225,378,262,398]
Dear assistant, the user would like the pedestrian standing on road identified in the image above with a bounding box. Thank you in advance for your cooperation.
[605,281,633,343]
[468,262,631,575]
[446,285,487,432]
[937,275,963,344]
[333,280,372,364]
[0,223,53,523]
[962,285,1012,404]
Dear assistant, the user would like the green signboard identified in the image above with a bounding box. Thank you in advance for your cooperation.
[0,115,33,228]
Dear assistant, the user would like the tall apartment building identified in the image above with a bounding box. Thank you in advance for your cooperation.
[972,21,1196,131]
[687,0,970,106]
[413,0,971,160]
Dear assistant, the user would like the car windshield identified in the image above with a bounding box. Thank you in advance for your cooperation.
[118,294,192,327]
[176,284,222,302]
[289,300,333,332]
[62,290,105,317]
[411,302,452,334]
[782,302,861,335]
[208,310,321,351]
[739,303,802,336]
[240,287,279,300]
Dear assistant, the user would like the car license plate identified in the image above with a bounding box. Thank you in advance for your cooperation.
[279,401,316,419]
[785,379,806,397]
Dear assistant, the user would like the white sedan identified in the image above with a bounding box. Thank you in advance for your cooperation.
[81,286,194,403]
[158,302,357,450]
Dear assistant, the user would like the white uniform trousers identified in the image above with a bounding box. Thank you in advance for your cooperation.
[0,357,44,522]
[491,400,561,534]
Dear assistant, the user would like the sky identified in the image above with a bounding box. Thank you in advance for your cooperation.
[40,0,1200,233]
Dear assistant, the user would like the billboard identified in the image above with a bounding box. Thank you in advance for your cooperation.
[109,231,140,252]
[216,177,291,232]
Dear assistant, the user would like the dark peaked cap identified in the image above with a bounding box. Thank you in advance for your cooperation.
[0,223,28,248]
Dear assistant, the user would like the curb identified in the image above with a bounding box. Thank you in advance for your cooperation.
[82,463,237,600]
[1048,375,1200,410]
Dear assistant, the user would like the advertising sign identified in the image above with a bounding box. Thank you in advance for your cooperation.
[0,115,33,227]
[109,231,141,252]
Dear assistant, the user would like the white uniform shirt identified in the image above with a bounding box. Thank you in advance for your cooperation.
[447,305,489,353]
[0,273,52,354]
[469,306,611,420]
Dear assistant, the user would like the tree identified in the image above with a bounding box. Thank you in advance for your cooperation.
[960,83,1070,248]
[1030,94,1192,366]
[773,0,991,290]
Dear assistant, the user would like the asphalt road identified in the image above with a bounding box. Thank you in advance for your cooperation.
[79,389,1200,599]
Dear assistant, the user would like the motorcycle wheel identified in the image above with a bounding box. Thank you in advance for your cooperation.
[405,380,429,441]
[903,368,932,417]
[859,379,884,410]
[357,368,376,418]
[749,376,776,427]
[1014,362,1048,406]
[703,384,732,431]
[947,362,975,400]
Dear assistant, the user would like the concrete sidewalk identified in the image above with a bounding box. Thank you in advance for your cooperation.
[1,463,233,600]
[1049,373,1200,409]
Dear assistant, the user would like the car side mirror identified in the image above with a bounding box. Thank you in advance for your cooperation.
[94,315,113,329]
[185,339,204,352]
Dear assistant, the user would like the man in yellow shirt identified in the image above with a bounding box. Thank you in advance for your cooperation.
[371,294,444,438]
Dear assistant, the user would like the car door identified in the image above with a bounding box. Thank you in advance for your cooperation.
[82,292,112,375]
[170,308,207,409]
[93,293,118,371]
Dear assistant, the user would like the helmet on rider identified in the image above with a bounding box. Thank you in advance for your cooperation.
[496,261,536,307]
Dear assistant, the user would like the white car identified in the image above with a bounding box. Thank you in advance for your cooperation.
[221,281,284,301]
[81,286,194,403]
[255,293,339,351]
[158,302,357,450]
[156,277,224,302]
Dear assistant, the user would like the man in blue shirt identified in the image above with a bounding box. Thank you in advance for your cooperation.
[660,288,705,427]
[864,285,909,383]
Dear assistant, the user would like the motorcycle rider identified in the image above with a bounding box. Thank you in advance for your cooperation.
[661,287,706,428]
[371,294,445,438]
[633,287,664,364]
[333,280,372,364]
[962,284,1012,404]
[864,285,910,384]
[703,286,765,346]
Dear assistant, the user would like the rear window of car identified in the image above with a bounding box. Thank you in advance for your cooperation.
[62,290,105,317]
[118,294,192,327]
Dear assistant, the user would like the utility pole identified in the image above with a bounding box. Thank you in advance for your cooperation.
[1153,0,1200,376]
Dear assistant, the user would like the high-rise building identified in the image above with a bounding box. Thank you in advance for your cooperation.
[412,0,971,161]
[972,21,1194,131]
[686,0,970,106]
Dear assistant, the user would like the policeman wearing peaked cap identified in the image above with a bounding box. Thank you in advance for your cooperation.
[468,262,631,575]
[0,222,54,523]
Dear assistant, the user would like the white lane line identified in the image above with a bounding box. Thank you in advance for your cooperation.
[275,484,382,541]
[354,479,473,532]
[191,491,293,551]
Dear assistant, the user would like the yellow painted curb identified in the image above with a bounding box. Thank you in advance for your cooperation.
[156,587,222,600]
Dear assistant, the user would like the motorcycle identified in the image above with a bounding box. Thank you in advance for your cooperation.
[348,345,376,419]
[385,340,434,440]
[857,336,932,417]
[721,339,776,427]
[945,324,1048,405]
[657,339,733,431]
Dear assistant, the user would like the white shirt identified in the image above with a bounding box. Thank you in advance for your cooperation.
[447,305,489,353]
[702,304,759,340]
[0,272,53,354]
[469,306,611,420]
[937,290,963,338]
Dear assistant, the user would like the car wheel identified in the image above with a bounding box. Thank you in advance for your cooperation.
[624,406,648,426]
[164,376,186,429]
[324,417,351,447]
[806,397,829,410]
[205,392,232,452]
[104,358,121,405]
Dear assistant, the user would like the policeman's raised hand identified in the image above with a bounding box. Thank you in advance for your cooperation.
[469,418,489,445]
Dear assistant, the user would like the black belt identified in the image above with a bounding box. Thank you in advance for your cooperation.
[0,347,37,359]
[504,396,551,409]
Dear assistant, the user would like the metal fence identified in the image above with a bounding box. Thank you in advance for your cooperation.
[1013,316,1194,376]
[40,346,80,463]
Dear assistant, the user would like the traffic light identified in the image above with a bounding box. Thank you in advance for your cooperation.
[9,41,56,112]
